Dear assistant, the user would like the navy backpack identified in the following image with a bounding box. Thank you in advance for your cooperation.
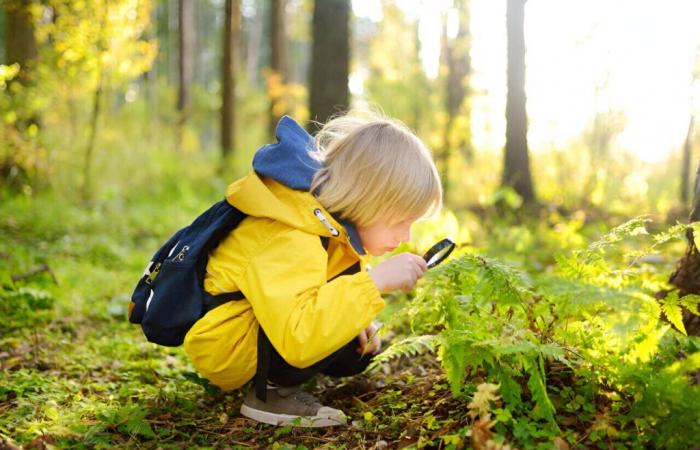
[128,199,246,346]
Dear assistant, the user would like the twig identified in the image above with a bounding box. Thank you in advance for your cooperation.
[33,327,39,366]
[10,263,58,285]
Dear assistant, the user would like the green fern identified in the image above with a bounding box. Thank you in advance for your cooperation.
[365,334,437,373]
[525,355,557,426]
[588,217,650,252]
[651,221,691,246]
[384,218,700,446]
[679,294,700,316]
[659,291,687,335]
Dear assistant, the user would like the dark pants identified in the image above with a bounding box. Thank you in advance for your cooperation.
[266,337,374,387]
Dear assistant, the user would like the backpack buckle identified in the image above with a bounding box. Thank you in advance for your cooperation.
[145,262,161,285]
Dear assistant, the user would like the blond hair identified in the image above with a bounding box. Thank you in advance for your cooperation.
[309,112,442,227]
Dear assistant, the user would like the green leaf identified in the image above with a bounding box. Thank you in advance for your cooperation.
[365,334,437,372]
[437,333,471,396]
[525,356,557,425]
[45,406,59,421]
[660,294,687,336]
[122,408,156,439]
[125,418,156,439]
[680,294,700,317]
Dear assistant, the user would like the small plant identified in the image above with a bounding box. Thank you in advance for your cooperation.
[373,218,700,448]
[0,286,55,332]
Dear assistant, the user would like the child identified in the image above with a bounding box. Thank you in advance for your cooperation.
[183,112,442,427]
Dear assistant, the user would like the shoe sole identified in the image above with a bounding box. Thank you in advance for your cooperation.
[240,404,347,427]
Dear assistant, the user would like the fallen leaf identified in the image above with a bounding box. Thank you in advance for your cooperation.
[553,436,570,450]
[471,414,496,450]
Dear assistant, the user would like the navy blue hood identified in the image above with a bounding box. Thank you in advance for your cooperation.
[252,116,321,191]
[252,116,365,255]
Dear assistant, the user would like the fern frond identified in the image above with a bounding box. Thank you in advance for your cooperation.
[680,294,700,317]
[537,276,642,312]
[537,342,572,367]
[588,217,650,252]
[493,366,523,409]
[554,251,608,282]
[652,221,690,245]
[468,383,501,419]
[474,255,531,307]
[659,293,687,336]
[525,355,557,426]
[365,334,437,373]
[438,334,470,397]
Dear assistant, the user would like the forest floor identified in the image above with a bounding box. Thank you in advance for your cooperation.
[0,192,492,450]
[3,190,699,449]
[0,306,486,449]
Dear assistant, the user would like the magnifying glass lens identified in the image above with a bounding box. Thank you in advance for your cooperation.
[426,247,451,267]
[422,238,456,268]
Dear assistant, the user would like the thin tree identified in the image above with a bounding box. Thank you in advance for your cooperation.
[221,0,240,157]
[440,0,472,199]
[268,0,287,137]
[81,2,109,203]
[4,0,37,86]
[2,0,38,189]
[681,116,694,208]
[4,0,39,129]
[502,0,535,204]
[245,2,264,85]
[177,0,195,150]
[308,0,350,131]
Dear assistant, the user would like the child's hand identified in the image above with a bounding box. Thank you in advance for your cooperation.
[368,253,427,293]
[357,321,381,356]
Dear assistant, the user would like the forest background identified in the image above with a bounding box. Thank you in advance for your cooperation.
[1,0,700,449]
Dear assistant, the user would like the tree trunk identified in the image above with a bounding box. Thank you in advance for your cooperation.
[4,0,37,85]
[81,4,109,204]
[664,156,700,336]
[221,0,240,158]
[168,0,178,86]
[268,0,287,137]
[308,0,350,132]
[441,0,472,200]
[502,0,535,205]
[81,77,103,203]
[681,115,694,207]
[2,0,38,189]
[245,2,264,85]
[177,0,195,150]
[4,0,39,130]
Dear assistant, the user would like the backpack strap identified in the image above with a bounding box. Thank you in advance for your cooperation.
[203,291,245,313]
[255,327,273,402]
[330,261,361,280]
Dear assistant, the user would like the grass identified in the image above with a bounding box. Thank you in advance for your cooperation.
[0,180,474,449]
[1,147,698,449]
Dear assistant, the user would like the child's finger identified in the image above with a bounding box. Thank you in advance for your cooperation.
[357,328,368,353]
[369,334,381,354]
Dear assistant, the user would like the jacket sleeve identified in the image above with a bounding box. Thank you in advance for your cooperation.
[236,228,385,368]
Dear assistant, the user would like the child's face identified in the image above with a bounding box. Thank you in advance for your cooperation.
[357,218,415,256]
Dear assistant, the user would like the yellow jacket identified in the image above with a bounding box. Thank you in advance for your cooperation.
[183,117,385,391]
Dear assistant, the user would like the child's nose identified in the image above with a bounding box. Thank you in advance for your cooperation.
[397,226,411,243]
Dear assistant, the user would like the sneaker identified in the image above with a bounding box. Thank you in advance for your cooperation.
[240,385,347,427]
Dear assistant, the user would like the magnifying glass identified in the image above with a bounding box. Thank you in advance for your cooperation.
[422,238,456,269]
